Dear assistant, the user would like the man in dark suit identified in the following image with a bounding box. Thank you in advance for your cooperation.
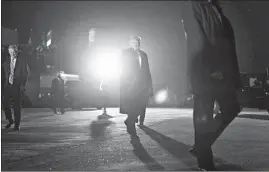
[120,36,153,139]
[182,0,242,170]
[3,44,29,131]
[51,71,66,114]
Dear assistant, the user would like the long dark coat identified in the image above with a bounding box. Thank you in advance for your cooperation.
[182,1,242,94]
[51,77,65,107]
[120,48,153,115]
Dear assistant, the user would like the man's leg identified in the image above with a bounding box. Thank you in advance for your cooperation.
[60,95,65,114]
[139,107,146,126]
[13,91,22,130]
[208,91,240,145]
[125,113,139,138]
[52,96,58,114]
[193,93,216,170]
[191,91,240,156]
[4,86,14,128]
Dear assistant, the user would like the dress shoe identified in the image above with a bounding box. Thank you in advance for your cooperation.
[5,121,14,129]
[61,109,66,114]
[198,168,207,171]
[198,165,217,171]
[198,162,216,171]
[137,123,144,127]
[13,125,20,131]
[130,134,139,140]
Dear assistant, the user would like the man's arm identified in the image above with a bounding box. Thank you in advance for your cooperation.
[119,50,130,93]
[21,58,29,87]
[51,79,57,95]
[225,17,242,89]
[119,50,132,83]
[144,54,153,96]
[182,2,211,80]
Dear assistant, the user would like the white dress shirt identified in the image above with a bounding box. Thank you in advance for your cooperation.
[9,56,17,85]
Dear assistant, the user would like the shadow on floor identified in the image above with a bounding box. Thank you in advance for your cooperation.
[1,127,14,134]
[90,119,113,140]
[130,137,165,171]
[237,114,269,121]
[69,108,99,112]
[140,126,245,171]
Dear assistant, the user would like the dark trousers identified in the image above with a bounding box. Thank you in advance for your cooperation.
[193,90,240,167]
[126,113,140,136]
[139,108,146,124]
[3,84,22,126]
[126,107,147,136]
[52,94,65,113]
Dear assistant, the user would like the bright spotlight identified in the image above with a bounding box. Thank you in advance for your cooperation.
[155,89,168,104]
[89,28,96,43]
[91,48,120,80]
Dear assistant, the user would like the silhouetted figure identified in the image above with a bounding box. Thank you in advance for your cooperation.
[51,71,65,114]
[264,78,269,112]
[3,45,29,131]
[183,0,242,170]
[120,36,153,139]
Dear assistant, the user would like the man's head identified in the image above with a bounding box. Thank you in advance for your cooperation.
[129,36,141,51]
[8,44,18,57]
[57,71,64,79]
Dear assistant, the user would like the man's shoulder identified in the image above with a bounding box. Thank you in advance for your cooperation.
[139,50,147,56]
[190,1,210,7]
[183,1,210,15]
[18,53,27,61]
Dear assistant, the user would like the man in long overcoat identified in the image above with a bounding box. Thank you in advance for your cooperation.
[120,36,153,139]
[182,0,242,170]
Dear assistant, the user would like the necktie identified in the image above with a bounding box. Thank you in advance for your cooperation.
[9,58,16,84]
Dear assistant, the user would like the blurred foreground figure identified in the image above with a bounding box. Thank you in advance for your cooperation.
[51,71,66,114]
[120,36,153,139]
[183,0,242,170]
[3,45,29,131]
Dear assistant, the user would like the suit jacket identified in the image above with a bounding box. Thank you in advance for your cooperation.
[182,1,242,94]
[120,48,153,114]
[3,54,28,88]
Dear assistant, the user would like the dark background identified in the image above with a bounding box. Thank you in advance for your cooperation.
[2,1,269,99]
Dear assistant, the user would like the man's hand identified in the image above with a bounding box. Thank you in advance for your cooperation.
[210,71,223,80]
